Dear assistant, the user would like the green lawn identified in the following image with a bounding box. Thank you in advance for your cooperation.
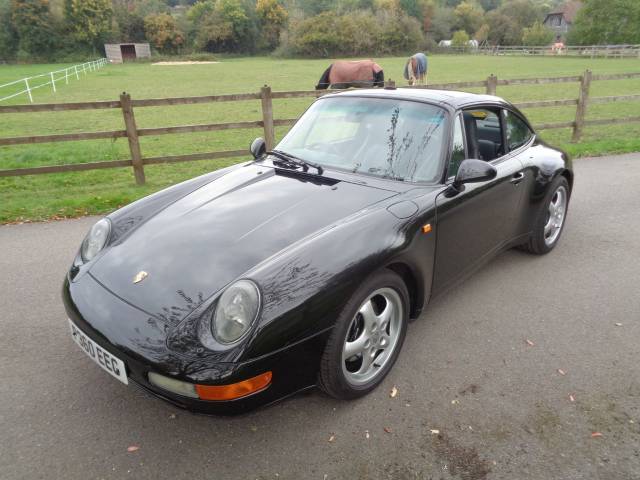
[1,55,640,223]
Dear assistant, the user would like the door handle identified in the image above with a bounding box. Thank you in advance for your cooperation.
[510,171,525,184]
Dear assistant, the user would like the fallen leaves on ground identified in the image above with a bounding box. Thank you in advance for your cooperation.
[383,427,392,434]
[127,446,140,453]
[525,339,535,347]
[591,432,603,438]
[390,386,398,398]
[558,369,566,375]
[569,394,575,402]
[615,322,623,327]
[328,434,335,443]
[365,430,370,439]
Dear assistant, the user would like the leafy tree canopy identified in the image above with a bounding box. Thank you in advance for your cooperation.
[568,0,640,45]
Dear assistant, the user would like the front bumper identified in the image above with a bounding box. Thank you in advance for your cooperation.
[62,275,330,415]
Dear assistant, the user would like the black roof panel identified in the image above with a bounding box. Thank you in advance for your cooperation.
[324,88,507,109]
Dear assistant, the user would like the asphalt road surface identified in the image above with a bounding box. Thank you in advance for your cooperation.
[1,154,639,480]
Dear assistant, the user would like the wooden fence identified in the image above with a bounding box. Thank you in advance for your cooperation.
[444,45,640,58]
[1,70,640,185]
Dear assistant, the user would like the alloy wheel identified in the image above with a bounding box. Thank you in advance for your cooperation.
[341,287,403,386]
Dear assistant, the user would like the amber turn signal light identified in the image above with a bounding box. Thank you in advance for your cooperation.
[422,223,432,234]
[195,371,273,401]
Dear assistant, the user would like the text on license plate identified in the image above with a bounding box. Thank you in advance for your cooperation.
[68,319,128,385]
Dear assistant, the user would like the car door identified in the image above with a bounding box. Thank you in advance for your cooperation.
[431,107,526,297]
[501,108,537,240]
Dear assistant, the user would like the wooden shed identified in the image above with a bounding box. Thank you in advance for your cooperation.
[104,43,151,63]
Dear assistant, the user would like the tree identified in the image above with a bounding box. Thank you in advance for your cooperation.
[11,0,54,57]
[144,12,184,51]
[0,0,19,60]
[374,0,400,12]
[114,6,146,42]
[478,0,500,11]
[568,0,640,45]
[474,22,489,42]
[429,6,455,41]
[484,0,549,46]
[521,21,553,45]
[451,28,470,47]
[498,0,546,31]
[376,8,423,54]
[256,0,288,49]
[453,0,483,35]
[420,0,435,32]
[295,0,336,16]
[64,0,113,51]
[194,0,257,53]
[285,8,421,57]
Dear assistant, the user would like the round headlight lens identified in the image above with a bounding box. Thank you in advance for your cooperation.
[81,218,111,262]
[213,280,260,344]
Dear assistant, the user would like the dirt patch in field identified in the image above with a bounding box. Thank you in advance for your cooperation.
[152,61,219,66]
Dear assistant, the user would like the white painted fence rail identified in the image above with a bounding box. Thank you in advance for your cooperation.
[0,58,108,103]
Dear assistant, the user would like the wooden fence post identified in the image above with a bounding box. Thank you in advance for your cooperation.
[120,92,145,185]
[486,74,498,95]
[571,69,592,143]
[261,85,275,150]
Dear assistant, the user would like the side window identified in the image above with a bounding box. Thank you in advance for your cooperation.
[504,110,533,151]
[461,108,504,161]
[448,115,465,178]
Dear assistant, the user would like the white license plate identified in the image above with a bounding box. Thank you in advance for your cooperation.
[68,319,128,385]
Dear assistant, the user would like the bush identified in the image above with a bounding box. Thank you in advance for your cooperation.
[144,12,185,53]
[193,0,258,53]
[150,52,219,62]
[451,29,470,48]
[521,21,553,46]
[284,9,423,57]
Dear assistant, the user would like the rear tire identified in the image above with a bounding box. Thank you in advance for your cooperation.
[319,270,409,400]
[521,176,570,255]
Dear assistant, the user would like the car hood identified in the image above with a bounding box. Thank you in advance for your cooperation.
[90,164,399,323]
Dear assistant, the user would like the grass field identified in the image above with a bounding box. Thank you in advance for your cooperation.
[1,55,640,223]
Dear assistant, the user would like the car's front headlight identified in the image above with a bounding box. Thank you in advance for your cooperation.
[213,280,261,344]
[80,218,111,262]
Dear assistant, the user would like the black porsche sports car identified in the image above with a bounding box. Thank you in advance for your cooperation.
[63,87,572,414]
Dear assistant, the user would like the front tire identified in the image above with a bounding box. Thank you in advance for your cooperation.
[319,270,409,400]
[521,176,570,255]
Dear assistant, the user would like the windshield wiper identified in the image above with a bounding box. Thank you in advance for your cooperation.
[268,149,324,175]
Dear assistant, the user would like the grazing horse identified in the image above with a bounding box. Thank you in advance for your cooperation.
[403,53,428,86]
[315,60,384,90]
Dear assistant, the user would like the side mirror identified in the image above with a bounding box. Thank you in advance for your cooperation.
[453,159,497,190]
[250,137,266,159]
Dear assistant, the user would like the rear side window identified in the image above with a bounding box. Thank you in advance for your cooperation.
[504,110,533,151]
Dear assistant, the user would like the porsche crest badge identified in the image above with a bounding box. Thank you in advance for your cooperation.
[133,271,148,284]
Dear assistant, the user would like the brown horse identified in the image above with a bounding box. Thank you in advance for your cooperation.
[315,60,384,90]
[403,53,428,86]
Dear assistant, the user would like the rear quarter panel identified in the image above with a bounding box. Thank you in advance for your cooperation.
[518,139,573,235]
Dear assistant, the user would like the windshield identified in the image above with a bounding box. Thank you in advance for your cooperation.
[275,96,447,183]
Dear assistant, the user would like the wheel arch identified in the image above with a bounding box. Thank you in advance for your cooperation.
[560,168,573,193]
[385,261,424,320]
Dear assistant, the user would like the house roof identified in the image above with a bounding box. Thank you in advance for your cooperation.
[545,1,583,24]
